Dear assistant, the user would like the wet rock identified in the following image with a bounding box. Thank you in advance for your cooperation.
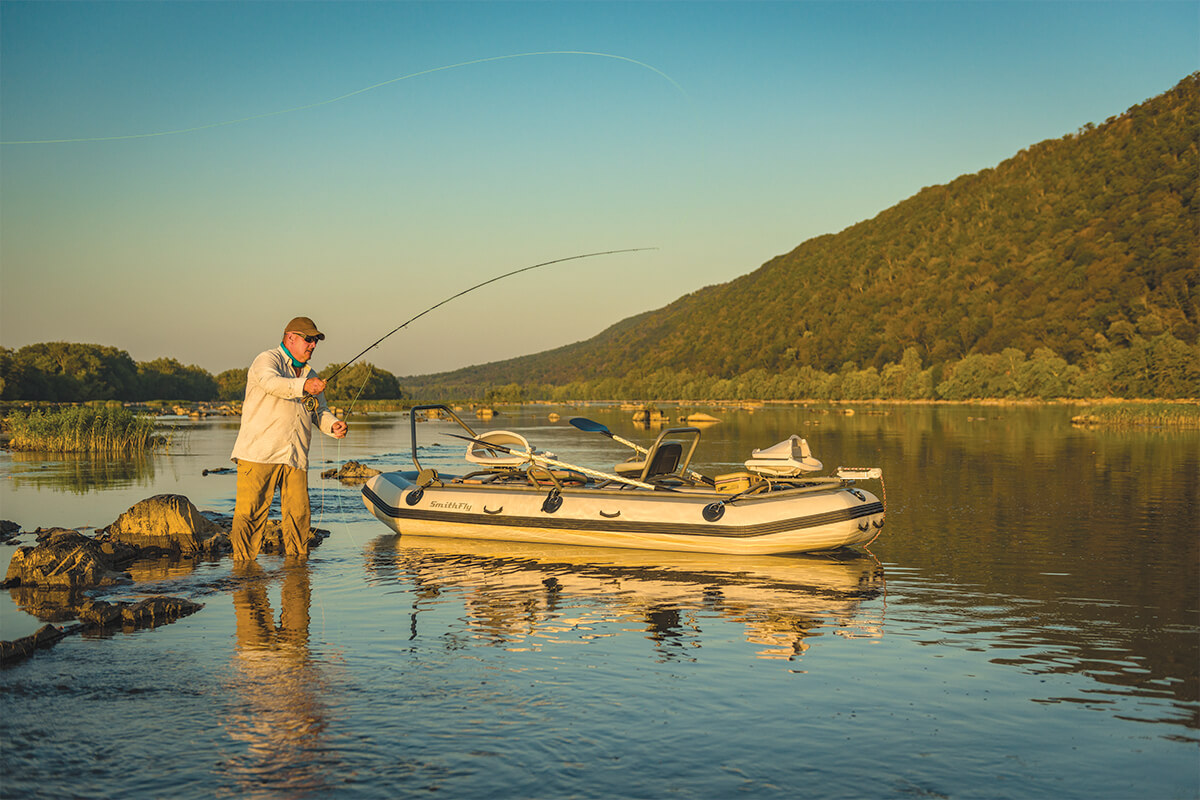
[75,597,125,627]
[321,460,381,482]
[104,494,226,556]
[76,596,204,630]
[1,595,204,664]
[3,529,131,590]
[255,521,330,553]
[0,624,67,665]
[0,520,20,544]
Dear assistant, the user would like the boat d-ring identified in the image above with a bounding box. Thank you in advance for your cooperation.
[542,487,563,514]
[702,502,725,522]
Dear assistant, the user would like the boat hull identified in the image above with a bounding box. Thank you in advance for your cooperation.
[362,471,885,555]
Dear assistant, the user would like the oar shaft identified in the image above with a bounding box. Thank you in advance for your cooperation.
[611,433,649,455]
[520,450,659,491]
[452,434,660,490]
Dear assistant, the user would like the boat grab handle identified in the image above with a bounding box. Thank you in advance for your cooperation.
[484,506,504,514]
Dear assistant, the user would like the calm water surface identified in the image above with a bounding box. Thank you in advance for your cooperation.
[1,404,1197,799]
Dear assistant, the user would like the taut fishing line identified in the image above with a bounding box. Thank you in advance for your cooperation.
[316,247,658,401]
[1,51,688,145]
[314,247,656,540]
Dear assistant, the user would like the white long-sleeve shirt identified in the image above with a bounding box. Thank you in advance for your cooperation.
[230,346,338,469]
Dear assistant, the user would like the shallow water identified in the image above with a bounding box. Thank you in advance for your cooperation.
[1,404,1197,799]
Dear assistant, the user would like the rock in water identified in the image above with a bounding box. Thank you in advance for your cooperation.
[320,460,381,481]
[0,519,20,544]
[105,494,225,555]
[3,529,130,589]
[0,624,66,665]
[75,596,204,629]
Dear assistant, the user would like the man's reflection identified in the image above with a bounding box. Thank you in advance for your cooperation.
[223,558,329,795]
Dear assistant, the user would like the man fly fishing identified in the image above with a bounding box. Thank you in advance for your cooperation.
[230,316,348,560]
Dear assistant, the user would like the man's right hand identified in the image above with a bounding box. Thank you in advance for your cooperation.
[304,376,327,396]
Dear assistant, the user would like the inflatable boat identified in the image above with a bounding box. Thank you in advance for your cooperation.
[361,405,886,555]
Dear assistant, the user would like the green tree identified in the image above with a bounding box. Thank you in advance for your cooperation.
[215,369,248,401]
[320,362,403,401]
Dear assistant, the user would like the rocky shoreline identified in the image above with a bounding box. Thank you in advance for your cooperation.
[1,494,330,665]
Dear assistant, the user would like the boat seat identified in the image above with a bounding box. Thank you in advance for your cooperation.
[614,441,683,479]
[464,430,539,468]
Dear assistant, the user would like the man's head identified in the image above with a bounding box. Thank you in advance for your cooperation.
[283,316,325,363]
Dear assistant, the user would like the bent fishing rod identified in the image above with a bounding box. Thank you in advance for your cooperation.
[303,247,655,411]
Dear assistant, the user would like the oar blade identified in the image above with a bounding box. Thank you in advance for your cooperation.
[568,417,612,435]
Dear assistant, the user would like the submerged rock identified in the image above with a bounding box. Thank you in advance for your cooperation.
[0,624,67,665]
[0,520,20,545]
[321,460,381,482]
[75,596,204,629]
[1,595,205,664]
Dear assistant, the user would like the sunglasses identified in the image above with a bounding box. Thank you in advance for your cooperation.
[291,332,320,344]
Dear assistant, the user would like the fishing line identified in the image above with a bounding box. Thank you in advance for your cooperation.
[316,247,655,549]
[318,247,657,393]
[2,51,688,145]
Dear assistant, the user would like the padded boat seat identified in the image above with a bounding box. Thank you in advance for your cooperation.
[464,430,556,468]
[744,435,823,476]
[614,441,683,479]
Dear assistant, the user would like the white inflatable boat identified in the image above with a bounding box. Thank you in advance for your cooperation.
[361,405,886,555]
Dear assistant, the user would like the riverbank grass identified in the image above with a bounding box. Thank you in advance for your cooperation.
[1072,401,1200,428]
[3,405,168,453]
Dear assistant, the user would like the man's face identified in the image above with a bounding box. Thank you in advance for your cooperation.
[286,331,319,363]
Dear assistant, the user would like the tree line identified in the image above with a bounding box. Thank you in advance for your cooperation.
[2,335,1193,405]
[409,332,1199,403]
[0,343,402,403]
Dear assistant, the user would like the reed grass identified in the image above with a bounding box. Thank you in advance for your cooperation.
[1072,401,1200,428]
[2,405,168,453]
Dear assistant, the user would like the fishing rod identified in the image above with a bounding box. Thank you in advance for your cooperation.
[304,247,655,411]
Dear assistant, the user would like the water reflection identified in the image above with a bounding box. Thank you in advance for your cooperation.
[364,535,885,661]
[222,559,330,797]
[5,450,158,493]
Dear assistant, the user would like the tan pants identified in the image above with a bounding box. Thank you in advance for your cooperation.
[231,461,311,560]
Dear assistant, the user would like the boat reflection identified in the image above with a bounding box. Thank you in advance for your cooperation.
[365,535,885,661]
[222,559,331,796]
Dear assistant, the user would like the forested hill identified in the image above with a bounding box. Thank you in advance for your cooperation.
[406,73,1198,398]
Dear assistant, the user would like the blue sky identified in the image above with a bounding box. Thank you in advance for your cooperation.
[2,1,1196,377]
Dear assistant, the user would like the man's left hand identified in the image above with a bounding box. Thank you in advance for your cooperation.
[331,420,348,439]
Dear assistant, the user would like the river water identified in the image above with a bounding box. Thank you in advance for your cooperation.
[0,404,1196,799]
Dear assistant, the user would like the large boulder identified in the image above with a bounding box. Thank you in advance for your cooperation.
[3,528,130,589]
[104,494,226,555]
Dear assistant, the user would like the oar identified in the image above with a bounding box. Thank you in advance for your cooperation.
[447,434,667,491]
[569,417,712,485]
[569,417,647,455]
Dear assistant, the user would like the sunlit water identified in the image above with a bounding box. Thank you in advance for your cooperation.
[1,405,1196,799]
